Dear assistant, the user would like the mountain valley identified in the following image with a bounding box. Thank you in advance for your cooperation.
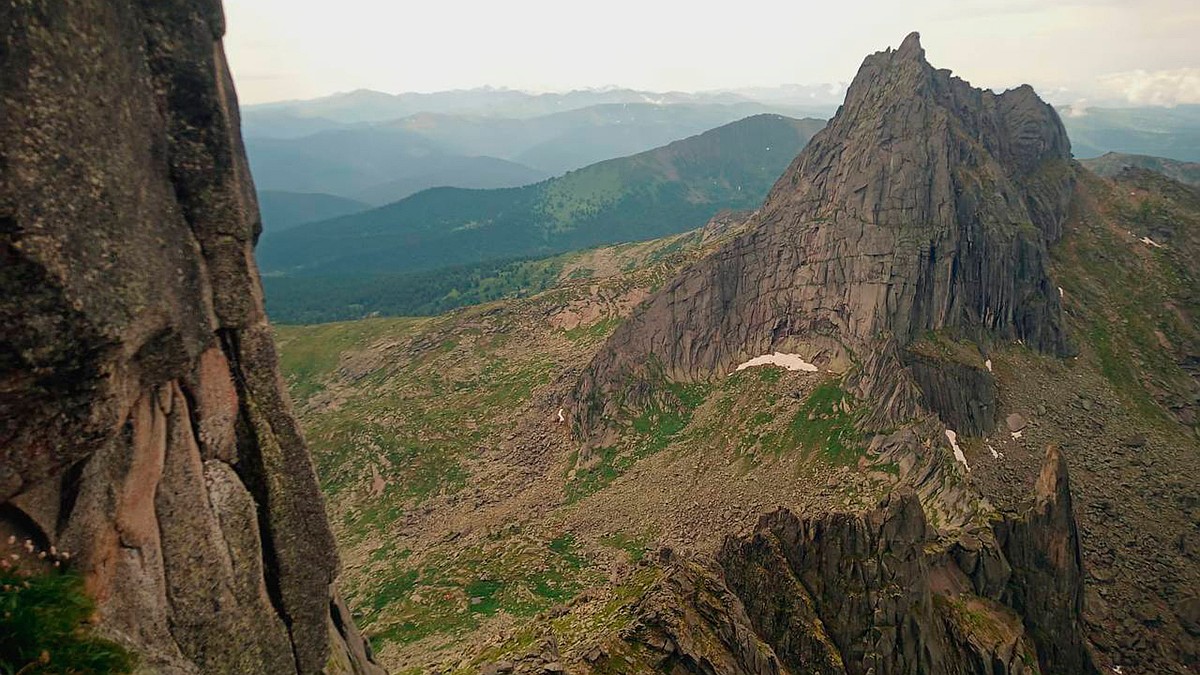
[274,35,1200,674]
[258,114,826,323]
[4,4,1199,675]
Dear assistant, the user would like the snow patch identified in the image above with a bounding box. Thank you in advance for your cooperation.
[734,352,819,373]
[988,444,1002,459]
[1140,236,1164,249]
[1011,430,1023,440]
[984,358,993,372]
[945,429,970,471]
[557,408,565,423]
[1058,286,1065,298]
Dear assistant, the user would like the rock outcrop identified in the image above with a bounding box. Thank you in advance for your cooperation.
[612,447,1097,674]
[0,1,380,673]
[571,32,1073,442]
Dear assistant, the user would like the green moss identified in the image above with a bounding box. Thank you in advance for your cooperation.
[757,367,783,383]
[274,317,422,402]
[568,381,710,503]
[361,534,593,650]
[465,580,504,615]
[368,570,420,614]
[0,569,136,675]
[563,317,621,343]
[566,445,627,503]
[872,461,901,476]
[1051,172,1199,431]
[599,532,649,562]
[779,381,864,465]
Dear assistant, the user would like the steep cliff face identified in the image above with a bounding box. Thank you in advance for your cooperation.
[610,447,1096,674]
[572,32,1073,441]
[0,2,380,673]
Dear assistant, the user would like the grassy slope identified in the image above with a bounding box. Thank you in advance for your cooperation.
[272,235,711,664]
[1053,168,1198,432]
[275,169,1199,671]
[273,226,897,670]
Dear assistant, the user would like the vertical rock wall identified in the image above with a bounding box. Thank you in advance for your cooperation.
[0,2,380,672]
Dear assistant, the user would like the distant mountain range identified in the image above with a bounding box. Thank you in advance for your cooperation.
[378,102,813,176]
[1078,152,1200,185]
[244,101,821,206]
[245,129,550,205]
[257,191,369,232]
[1060,104,1200,162]
[243,88,1200,229]
[258,113,824,299]
[242,86,837,128]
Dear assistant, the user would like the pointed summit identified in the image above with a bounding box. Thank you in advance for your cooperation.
[572,35,1075,442]
[896,30,924,58]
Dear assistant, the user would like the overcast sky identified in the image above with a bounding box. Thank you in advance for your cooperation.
[224,0,1200,107]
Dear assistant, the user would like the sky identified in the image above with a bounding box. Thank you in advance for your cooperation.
[224,0,1200,107]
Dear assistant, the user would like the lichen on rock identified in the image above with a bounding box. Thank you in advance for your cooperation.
[0,1,380,672]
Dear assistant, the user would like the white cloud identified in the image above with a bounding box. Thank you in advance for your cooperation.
[1063,100,1090,117]
[1096,68,1200,107]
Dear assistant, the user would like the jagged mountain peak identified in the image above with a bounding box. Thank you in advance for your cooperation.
[897,30,924,56]
[766,32,1071,230]
[572,34,1075,444]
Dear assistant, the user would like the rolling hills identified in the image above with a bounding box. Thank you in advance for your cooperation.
[1062,104,1200,161]
[379,102,816,175]
[245,129,549,204]
[1080,152,1200,186]
[258,190,370,232]
[245,102,817,206]
[257,113,825,280]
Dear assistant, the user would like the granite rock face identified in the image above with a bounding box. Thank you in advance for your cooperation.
[617,447,1097,674]
[0,1,380,673]
[572,32,1073,441]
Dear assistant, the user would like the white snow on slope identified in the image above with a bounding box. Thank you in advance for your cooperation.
[734,352,819,373]
[945,429,970,471]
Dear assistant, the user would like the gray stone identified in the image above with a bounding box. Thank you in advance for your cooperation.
[0,2,380,672]
[571,31,1073,448]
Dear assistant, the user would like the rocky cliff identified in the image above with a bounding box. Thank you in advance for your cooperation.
[608,447,1097,674]
[571,32,1073,443]
[0,1,380,673]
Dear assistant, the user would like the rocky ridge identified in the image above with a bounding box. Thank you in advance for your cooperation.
[572,32,1073,449]
[551,31,1103,675]
[1,1,380,673]
[601,447,1095,674]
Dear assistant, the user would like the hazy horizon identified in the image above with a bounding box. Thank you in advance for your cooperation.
[225,0,1199,109]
